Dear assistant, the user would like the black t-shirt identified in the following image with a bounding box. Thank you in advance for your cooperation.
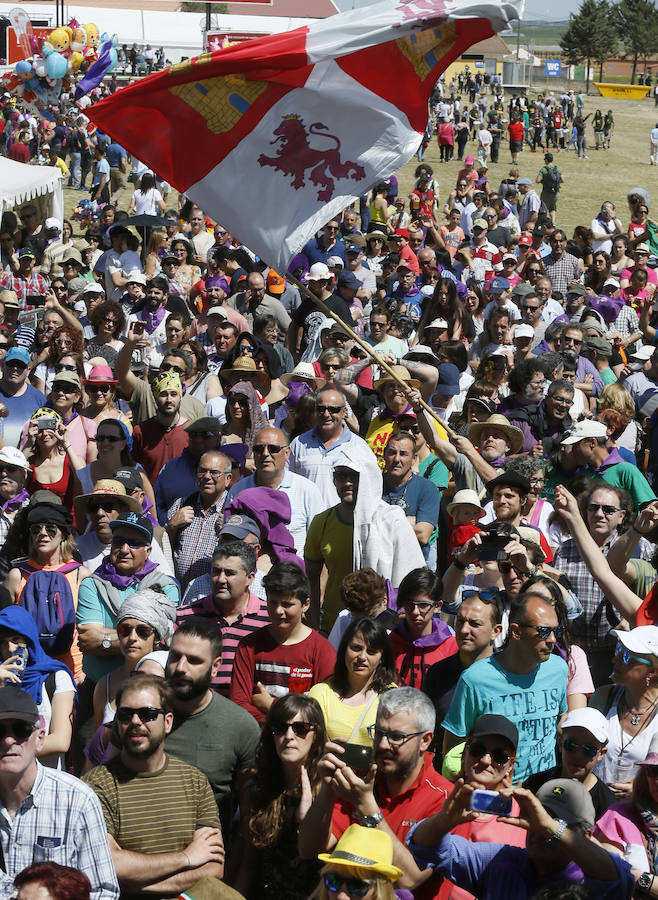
[424,651,465,772]
[292,294,353,353]
[486,225,512,250]
[523,766,616,820]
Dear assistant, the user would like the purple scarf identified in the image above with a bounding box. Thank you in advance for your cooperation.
[144,306,167,335]
[94,557,158,589]
[2,489,29,513]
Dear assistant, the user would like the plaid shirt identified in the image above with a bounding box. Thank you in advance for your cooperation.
[542,252,581,295]
[168,491,228,590]
[0,270,49,308]
[0,763,119,900]
[553,535,620,646]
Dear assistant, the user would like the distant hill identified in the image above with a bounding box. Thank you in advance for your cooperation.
[514,22,568,47]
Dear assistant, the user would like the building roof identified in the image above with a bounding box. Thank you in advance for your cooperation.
[464,34,511,56]
[226,0,339,16]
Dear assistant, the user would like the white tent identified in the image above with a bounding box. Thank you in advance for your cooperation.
[0,157,64,224]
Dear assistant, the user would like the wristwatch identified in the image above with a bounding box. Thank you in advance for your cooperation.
[638,872,654,895]
[100,632,112,651]
[359,811,384,828]
[546,818,567,845]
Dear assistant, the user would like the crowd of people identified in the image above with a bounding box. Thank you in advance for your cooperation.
[2,73,658,900]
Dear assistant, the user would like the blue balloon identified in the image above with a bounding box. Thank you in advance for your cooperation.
[45,50,68,80]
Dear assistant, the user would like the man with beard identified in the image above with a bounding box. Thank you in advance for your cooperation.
[132,372,190,484]
[127,275,170,349]
[84,674,225,898]
[164,617,260,838]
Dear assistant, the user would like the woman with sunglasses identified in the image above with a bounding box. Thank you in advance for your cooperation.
[84,300,126,368]
[81,363,131,429]
[221,380,269,471]
[0,605,76,770]
[75,417,155,508]
[43,371,98,464]
[234,694,327,898]
[364,230,388,275]
[3,499,91,682]
[316,825,401,900]
[86,589,175,767]
[169,238,201,299]
[586,251,612,296]
[31,326,85,395]
[521,256,546,285]
[309,618,395,746]
[23,408,86,513]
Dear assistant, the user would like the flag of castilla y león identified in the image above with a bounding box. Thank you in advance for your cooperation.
[88,0,522,271]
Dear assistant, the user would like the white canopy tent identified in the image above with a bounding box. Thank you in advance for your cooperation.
[0,157,64,225]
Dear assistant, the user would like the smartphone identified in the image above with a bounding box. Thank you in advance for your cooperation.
[25,294,45,308]
[133,321,145,335]
[37,416,57,432]
[341,743,374,771]
[13,646,28,671]
[470,789,512,816]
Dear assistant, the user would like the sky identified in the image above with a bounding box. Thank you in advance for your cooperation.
[333,0,574,24]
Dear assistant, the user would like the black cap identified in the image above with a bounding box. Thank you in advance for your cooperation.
[0,686,40,724]
[486,471,531,495]
[469,714,518,749]
[113,468,143,494]
[184,417,222,436]
[109,511,153,543]
[26,502,73,535]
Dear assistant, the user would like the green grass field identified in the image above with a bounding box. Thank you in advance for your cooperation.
[515,23,568,46]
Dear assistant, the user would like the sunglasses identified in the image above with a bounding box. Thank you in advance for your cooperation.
[0,464,21,475]
[227,396,248,405]
[324,874,375,898]
[117,623,155,640]
[55,364,76,373]
[519,623,563,640]
[238,344,256,354]
[0,720,36,741]
[402,600,435,613]
[90,385,112,394]
[498,561,525,576]
[115,706,165,724]
[467,740,511,766]
[29,523,59,538]
[52,384,76,395]
[562,737,600,759]
[615,640,652,666]
[253,443,285,455]
[366,725,423,747]
[97,434,124,443]
[89,500,121,514]
[271,721,315,737]
[587,502,620,516]
[317,404,343,414]
[111,536,147,549]
[160,364,185,375]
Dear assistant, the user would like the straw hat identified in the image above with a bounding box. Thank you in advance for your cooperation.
[373,365,421,393]
[446,490,486,519]
[318,824,403,882]
[468,414,524,455]
[220,357,261,379]
[280,361,323,388]
[74,479,141,524]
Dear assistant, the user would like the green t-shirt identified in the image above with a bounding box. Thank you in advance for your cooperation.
[304,506,354,631]
[538,165,562,194]
[600,367,617,385]
[600,462,656,511]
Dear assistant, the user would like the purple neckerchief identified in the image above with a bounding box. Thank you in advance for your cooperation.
[62,410,78,426]
[385,579,398,610]
[553,642,567,661]
[94,557,158,589]
[140,495,158,526]
[381,403,414,419]
[395,616,453,649]
[595,446,625,472]
[144,305,167,335]
[1,489,29,513]
[224,487,305,569]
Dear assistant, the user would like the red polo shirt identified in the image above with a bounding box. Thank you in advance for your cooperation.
[331,753,450,900]
[132,417,189,484]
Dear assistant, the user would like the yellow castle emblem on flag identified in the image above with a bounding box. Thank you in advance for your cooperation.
[169,72,267,134]
[396,23,456,80]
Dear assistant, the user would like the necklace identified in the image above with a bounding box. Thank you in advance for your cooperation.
[625,692,658,727]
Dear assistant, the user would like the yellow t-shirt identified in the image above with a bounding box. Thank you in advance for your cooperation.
[366,412,448,470]
[304,508,353,631]
[308,681,383,746]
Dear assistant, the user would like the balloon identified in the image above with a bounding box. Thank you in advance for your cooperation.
[69,50,84,73]
[48,27,70,55]
[70,27,87,54]
[42,44,68,80]
[84,23,100,51]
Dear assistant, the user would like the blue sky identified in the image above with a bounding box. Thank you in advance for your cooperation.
[333,0,573,24]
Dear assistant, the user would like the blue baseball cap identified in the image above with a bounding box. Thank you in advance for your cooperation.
[337,270,362,291]
[345,243,363,254]
[488,277,510,295]
[5,347,30,366]
[436,363,461,396]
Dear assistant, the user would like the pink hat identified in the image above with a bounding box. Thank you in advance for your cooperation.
[84,364,117,386]
[465,155,475,165]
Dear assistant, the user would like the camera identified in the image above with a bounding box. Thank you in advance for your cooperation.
[478,522,517,563]
[37,416,58,432]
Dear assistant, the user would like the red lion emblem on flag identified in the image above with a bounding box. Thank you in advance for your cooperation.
[258,115,366,201]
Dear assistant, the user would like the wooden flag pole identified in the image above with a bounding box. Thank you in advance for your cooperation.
[287,273,457,439]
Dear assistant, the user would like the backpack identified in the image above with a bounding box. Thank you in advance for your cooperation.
[18,561,80,656]
[543,165,561,193]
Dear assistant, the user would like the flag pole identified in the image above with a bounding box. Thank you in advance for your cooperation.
[287,273,457,440]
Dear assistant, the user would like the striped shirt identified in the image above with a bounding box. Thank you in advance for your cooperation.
[176,591,269,694]
[0,763,119,900]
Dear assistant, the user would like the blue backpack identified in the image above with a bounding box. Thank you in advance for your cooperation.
[18,562,80,656]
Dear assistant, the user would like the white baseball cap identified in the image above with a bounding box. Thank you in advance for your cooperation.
[561,708,609,745]
[630,345,656,361]
[560,420,608,445]
[612,626,658,659]
[513,323,535,340]
[0,446,29,471]
[44,217,61,231]
[425,317,449,330]
[206,306,228,319]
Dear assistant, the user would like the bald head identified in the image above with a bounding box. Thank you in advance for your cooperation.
[253,427,290,477]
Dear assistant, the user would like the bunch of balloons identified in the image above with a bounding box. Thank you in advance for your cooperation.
[70,197,108,229]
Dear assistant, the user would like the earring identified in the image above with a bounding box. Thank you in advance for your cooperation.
[647,675,653,687]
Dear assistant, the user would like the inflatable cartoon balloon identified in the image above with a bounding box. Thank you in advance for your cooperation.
[42,42,69,80]
[48,27,70,55]
[69,50,84,73]
[70,26,87,54]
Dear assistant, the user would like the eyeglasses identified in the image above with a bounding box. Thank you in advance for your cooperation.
[97,434,123,443]
[271,721,315,737]
[0,463,20,476]
[52,384,76,395]
[253,444,285,455]
[402,600,436,613]
[29,523,59,538]
[587,503,621,516]
[55,364,76,373]
[615,640,652,666]
[324,874,375,898]
[562,737,600,759]
[160,363,185,375]
[322,363,342,371]
[111,536,147,549]
[102,317,119,325]
[518,623,563,640]
[88,500,121,514]
[317,404,343,414]
[367,725,424,747]
[115,706,165,724]
[325,225,340,232]
[117,623,155,640]
[197,467,230,478]
[523,304,540,311]
[551,396,572,407]
[467,740,511,766]
[562,337,583,346]
[90,385,112,394]
[0,720,36,741]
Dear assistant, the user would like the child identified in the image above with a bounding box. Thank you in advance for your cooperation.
[120,233,143,279]
[446,489,486,561]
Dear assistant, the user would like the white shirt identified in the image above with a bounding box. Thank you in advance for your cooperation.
[651,127,658,144]
[590,216,621,254]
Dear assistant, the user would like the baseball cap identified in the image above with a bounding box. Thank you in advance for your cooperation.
[220,514,260,541]
[511,282,534,297]
[52,371,81,391]
[81,282,105,296]
[469,714,518,749]
[206,306,228,319]
[518,235,533,247]
[113,468,144,494]
[425,318,449,330]
[126,272,147,286]
[337,270,361,291]
[513,323,535,340]
[0,686,39,725]
[326,255,344,269]
[534,224,548,238]
[0,446,29,470]
[393,228,410,239]
[561,708,609,745]
[560,420,608,444]
[612,625,658,659]
[631,345,656,361]
[61,248,83,267]
[566,281,586,297]
[109,511,154,543]
[266,270,285,295]
[536,779,595,830]
[465,155,475,165]
[5,347,30,367]
[44,217,61,231]
[18,247,35,260]
[345,243,363,254]
[304,262,331,282]
[488,276,510,294]
[471,218,488,231]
